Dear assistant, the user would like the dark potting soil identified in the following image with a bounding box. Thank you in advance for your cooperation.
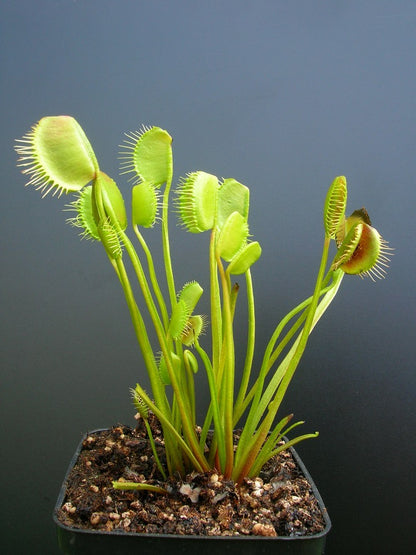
[56,417,326,537]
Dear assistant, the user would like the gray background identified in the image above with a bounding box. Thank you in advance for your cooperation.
[1,1,415,553]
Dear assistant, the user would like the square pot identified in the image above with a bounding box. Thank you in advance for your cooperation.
[54,428,331,554]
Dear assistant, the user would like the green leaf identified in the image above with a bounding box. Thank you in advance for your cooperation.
[181,315,206,346]
[132,182,159,227]
[168,299,189,339]
[227,241,262,275]
[216,211,249,261]
[331,223,363,271]
[97,219,122,260]
[323,176,347,239]
[184,349,199,374]
[120,126,172,187]
[94,171,127,230]
[338,216,390,280]
[178,281,203,314]
[112,481,168,494]
[158,352,182,385]
[175,171,218,233]
[216,178,250,229]
[130,385,149,418]
[15,115,98,197]
[66,186,100,240]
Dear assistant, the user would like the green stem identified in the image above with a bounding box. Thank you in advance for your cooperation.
[279,236,331,375]
[183,352,196,427]
[217,255,235,478]
[194,339,226,471]
[267,271,333,371]
[233,269,256,423]
[161,167,176,309]
[113,257,167,413]
[144,419,167,480]
[209,229,222,375]
[133,224,169,329]
[200,402,213,451]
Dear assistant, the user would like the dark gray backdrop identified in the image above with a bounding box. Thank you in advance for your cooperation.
[1,1,414,554]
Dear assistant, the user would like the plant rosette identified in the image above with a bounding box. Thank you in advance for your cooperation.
[15,116,392,552]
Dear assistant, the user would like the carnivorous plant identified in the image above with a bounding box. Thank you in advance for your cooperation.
[15,116,392,485]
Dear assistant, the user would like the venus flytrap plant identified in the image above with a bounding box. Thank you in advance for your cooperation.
[15,116,392,488]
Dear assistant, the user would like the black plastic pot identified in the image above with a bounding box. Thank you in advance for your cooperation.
[54,429,331,554]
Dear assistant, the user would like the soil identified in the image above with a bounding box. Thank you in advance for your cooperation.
[56,417,327,538]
